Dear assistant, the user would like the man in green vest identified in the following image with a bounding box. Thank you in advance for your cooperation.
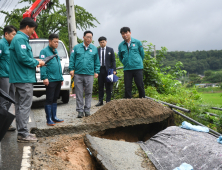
[0,25,17,131]
[39,34,64,126]
[69,30,100,118]
[118,27,145,98]
[9,18,45,142]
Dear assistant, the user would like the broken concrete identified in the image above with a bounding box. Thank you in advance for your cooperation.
[84,134,156,170]
[30,98,174,169]
[31,98,174,137]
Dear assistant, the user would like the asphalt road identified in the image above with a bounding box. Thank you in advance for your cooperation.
[0,95,99,170]
[0,95,69,170]
[0,104,36,170]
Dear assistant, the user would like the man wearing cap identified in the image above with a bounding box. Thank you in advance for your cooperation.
[9,18,45,142]
[69,30,100,118]
[0,25,17,131]
[95,36,116,106]
[118,27,145,98]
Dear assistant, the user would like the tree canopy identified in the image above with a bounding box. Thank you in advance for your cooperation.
[160,50,222,74]
[0,0,99,51]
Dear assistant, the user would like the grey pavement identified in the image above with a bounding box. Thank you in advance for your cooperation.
[0,105,35,170]
[31,95,101,130]
[0,94,99,170]
[85,134,147,170]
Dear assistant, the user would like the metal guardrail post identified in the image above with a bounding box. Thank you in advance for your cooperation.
[211,107,222,111]
[145,96,221,137]
[203,112,219,117]
[116,66,123,70]
[145,96,190,113]
[173,109,221,137]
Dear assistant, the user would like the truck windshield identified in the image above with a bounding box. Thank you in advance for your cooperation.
[29,41,67,59]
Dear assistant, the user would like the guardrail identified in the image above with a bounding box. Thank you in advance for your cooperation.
[211,107,222,111]
[203,112,219,117]
[116,66,123,70]
[145,96,222,137]
[145,96,190,113]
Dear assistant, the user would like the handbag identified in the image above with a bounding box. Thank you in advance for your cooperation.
[106,68,119,83]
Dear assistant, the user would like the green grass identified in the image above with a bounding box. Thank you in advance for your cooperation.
[197,87,222,93]
[201,92,222,106]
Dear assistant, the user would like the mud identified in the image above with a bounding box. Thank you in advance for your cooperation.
[32,134,103,170]
[31,98,174,137]
[31,98,174,169]
[84,98,173,124]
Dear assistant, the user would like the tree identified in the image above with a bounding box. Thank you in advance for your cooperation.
[189,74,201,85]
[0,0,99,51]
[204,70,212,77]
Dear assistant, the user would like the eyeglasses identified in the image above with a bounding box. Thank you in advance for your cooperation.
[85,36,92,39]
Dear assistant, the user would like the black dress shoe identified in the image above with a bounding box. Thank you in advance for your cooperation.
[95,101,103,107]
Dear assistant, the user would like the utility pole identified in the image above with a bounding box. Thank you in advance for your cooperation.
[154,45,156,59]
[66,0,78,55]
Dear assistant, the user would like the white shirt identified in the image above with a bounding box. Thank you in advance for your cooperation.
[100,46,106,66]
[127,40,131,47]
[83,43,89,50]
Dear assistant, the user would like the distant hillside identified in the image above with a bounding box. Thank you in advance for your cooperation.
[160,50,222,74]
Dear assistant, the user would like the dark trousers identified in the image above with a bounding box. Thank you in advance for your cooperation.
[124,69,145,98]
[45,81,61,105]
[98,67,112,102]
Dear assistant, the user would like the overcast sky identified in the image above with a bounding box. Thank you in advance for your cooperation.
[1,0,222,52]
[72,0,222,52]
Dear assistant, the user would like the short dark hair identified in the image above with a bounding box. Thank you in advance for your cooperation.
[49,33,59,40]
[98,36,107,42]
[20,17,38,30]
[3,25,17,36]
[84,30,93,36]
[120,27,131,34]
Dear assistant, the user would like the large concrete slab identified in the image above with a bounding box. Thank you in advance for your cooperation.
[85,134,148,170]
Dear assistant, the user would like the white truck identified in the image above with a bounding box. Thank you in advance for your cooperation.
[29,39,71,103]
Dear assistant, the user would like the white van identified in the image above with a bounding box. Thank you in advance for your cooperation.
[29,39,71,103]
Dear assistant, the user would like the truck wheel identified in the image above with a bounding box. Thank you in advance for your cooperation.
[62,90,70,103]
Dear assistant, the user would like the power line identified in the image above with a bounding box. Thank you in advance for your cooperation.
[0,0,13,19]
[0,0,19,27]
[0,0,12,19]
[0,0,8,10]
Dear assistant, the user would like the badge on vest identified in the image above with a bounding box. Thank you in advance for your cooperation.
[41,55,45,59]
[0,50,1,54]
[133,44,135,47]
[90,50,92,52]
[21,45,26,49]
[72,50,74,53]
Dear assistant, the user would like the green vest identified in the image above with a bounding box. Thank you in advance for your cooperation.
[69,43,100,75]
[0,38,10,77]
[118,37,144,71]
[39,45,64,82]
[9,31,39,83]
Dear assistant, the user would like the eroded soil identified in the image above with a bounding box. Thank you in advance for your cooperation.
[32,134,101,170]
[84,98,173,124]
[31,98,173,169]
